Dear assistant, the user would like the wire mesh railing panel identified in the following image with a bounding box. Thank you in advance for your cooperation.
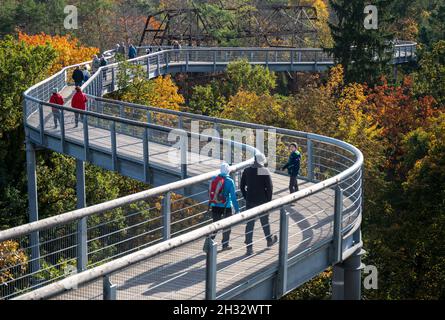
[110,238,208,300]
[0,221,78,299]
[214,209,281,299]
[87,201,163,268]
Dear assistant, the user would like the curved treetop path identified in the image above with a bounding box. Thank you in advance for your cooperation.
[0,42,416,300]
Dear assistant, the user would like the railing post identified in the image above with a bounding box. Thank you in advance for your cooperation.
[186,51,189,72]
[157,54,161,75]
[147,57,151,77]
[276,207,289,298]
[119,104,125,119]
[166,52,169,72]
[143,127,150,184]
[60,109,65,153]
[224,139,232,165]
[290,50,294,70]
[314,51,318,71]
[76,160,88,272]
[306,139,314,181]
[180,131,188,179]
[103,275,117,300]
[83,114,89,162]
[111,121,117,171]
[333,186,343,264]
[162,192,171,240]
[265,51,269,68]
[39,103,44,145]
[205,237,217,300]
[213,51,217,73]
[111,67,116,92]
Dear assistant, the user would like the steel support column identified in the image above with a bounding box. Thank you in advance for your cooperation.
[26,141,41,278]
[205,237,217,300]
[76,160,88,272]
[332,248,364,300]
[332,264,344,300]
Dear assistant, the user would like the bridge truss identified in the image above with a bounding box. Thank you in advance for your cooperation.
[139,4,319,48]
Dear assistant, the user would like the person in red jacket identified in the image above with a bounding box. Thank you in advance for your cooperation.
[49,88,65,129]
[71,86,87,128]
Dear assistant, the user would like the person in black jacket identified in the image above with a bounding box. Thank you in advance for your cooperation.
[241,153,278,256]
[282,143,302,194]
[72,66,85,87]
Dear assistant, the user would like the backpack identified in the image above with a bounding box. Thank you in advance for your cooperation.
[209,176,227,206]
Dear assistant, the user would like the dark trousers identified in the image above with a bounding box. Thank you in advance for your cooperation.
[74,113,83,127]
[52,110,60,128]
[245,203,272,248]
[210,206,232,248]
[289,175,299,194]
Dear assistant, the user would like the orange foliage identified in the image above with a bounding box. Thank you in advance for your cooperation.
[18,32,99,74]
[366,76,438,169]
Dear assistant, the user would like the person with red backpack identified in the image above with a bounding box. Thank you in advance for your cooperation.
[207,162,241,251]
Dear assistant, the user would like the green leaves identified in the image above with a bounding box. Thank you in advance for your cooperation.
[414,40,445,105]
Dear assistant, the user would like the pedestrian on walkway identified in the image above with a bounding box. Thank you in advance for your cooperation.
[92,54,101,73]
[282,143,302,194]
[49,88,64,129]
[72,66,84,87]
[173,40,181,62]
[71,86,87,128]
[128,44,137,59]
[83,66,91,83]
[206,162,241,252]
[100,55,108,80]
[241,153,277,256]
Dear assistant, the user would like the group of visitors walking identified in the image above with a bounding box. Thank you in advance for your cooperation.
[207,145,301,256]
[115,42,138,60]
[49,86,88,129]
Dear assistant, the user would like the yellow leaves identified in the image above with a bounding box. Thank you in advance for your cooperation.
[150,75,185,111]
[0,241,28,283]
[18,32,99,74]
[324,65,344,94]
[338,83,367,113]
[221,91,296,128]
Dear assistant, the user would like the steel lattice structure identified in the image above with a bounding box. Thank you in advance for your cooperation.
[139,4,319,47]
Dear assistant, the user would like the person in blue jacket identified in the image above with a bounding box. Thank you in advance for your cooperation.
[282,143,302,194]
[208,162,240,251]
[128,44,137,59]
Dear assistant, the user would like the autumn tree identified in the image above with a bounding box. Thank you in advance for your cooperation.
[367,76,437,175]
[414,40,445,106]
[18,32,99,74]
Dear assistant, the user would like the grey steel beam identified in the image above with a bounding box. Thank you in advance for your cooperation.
[333,186,343,264]
[76,160,88,272]
[205,237,218,300]
[276,207,289,298]
[103,275,117,300]
[26,141,41,280]
[162,192,172,240]
[343,248,365,300]
[332,264,344,300]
